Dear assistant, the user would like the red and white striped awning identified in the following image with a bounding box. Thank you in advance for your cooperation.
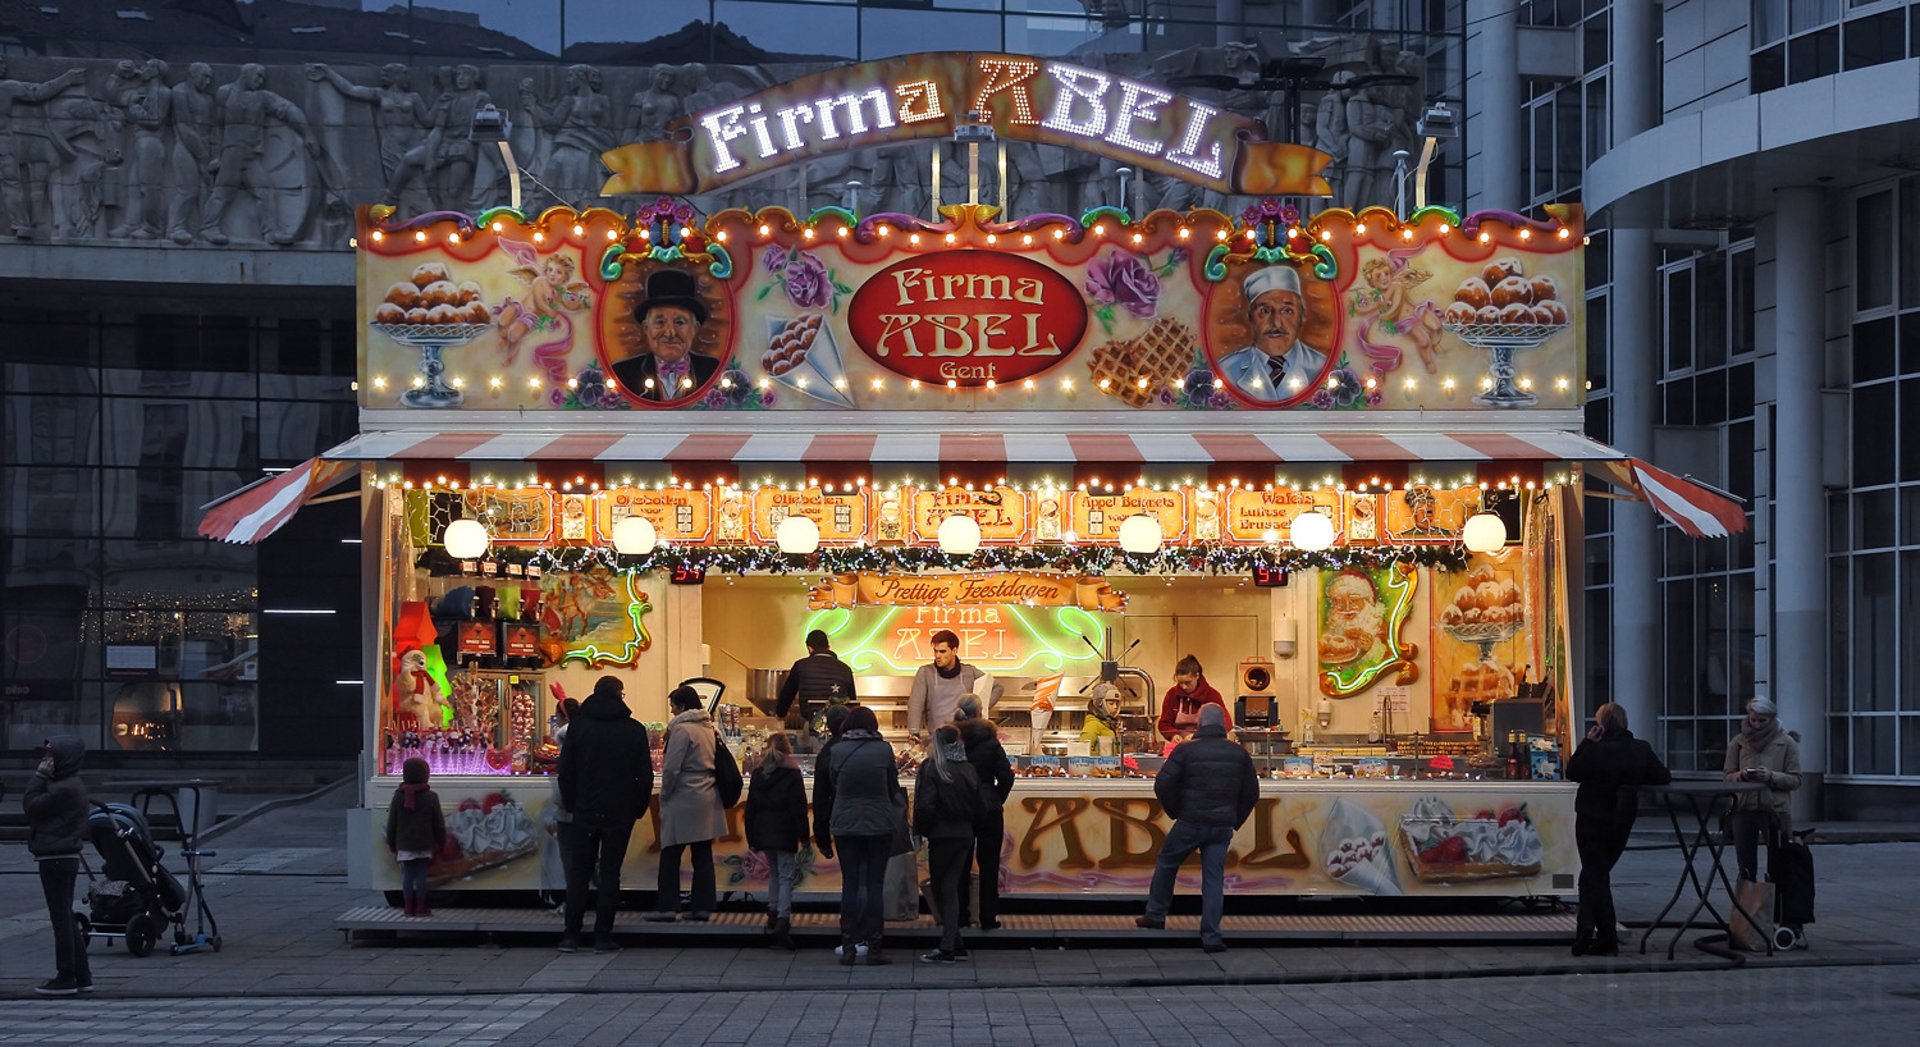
[197,458,357,545]
[1593,457,1748,538]
[317,428,1624,465]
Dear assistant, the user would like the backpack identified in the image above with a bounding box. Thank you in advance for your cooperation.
[711,728,743,808]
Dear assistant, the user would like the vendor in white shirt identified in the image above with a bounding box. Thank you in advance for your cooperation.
[907,629,991,740]
[1217,265,1329,403]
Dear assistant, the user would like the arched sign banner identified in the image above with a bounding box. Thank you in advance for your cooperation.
[600,52,1332,198]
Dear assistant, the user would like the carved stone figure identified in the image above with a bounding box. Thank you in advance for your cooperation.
[1311,71,1352,204]
[111,59,170,239]
[165,62,214,244]
[307,62,431,211]
[390,64,491,213]
[520,64,612,208]
[201,63,320,245]
[0,59,85,237]
[623,65,681,145]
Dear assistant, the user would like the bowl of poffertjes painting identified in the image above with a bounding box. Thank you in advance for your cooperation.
[372,262,491,330]
[1438,564,1525,641]
[1441,257,1570,331]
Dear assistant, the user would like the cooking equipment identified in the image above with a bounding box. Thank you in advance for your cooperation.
[744,668,789,716]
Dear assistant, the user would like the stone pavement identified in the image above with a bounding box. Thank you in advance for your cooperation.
[0,786,1915,1043]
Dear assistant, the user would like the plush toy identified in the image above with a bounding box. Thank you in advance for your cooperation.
[391,648,451,731]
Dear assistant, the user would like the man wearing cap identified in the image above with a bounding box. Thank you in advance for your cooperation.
[1218,265,1328,403]
[612,268,719,404]
[776,628,857,724]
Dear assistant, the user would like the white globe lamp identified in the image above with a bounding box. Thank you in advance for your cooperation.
[442,518,490,560]
[611,515,657,555]
[776,515,821,555]
[1288,510,1335,552]
[1117,514,1164,555]
[938,514,982,556]
[1462,511,1508,553]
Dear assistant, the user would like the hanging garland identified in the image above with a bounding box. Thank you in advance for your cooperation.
[499,542,1471,577]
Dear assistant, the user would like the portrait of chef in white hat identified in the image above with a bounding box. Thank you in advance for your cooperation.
[1217,265,1329,403]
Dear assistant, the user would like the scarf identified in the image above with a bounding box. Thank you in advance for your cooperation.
[1741,715,1781,756]
[396,781,430,812]
[935,661,963,680]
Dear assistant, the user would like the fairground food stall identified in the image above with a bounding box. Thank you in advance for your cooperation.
[201,53,1744,903]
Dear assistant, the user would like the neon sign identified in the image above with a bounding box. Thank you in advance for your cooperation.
[600,52,1331,198]
[805,604,1111,675]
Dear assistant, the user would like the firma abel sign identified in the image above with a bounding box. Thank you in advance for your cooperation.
[600,52,1332,197]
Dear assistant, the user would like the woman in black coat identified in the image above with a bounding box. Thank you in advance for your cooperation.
[1566,702,1672,956]
[744,733,810,950]
[954,697,1015,930]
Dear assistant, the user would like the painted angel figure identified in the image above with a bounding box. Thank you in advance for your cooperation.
[492,238,590,379]
[1350,254,1445,374]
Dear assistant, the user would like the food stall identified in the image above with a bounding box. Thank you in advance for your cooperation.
[200,53,1745,904]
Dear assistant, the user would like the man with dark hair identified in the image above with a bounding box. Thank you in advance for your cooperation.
[557,675,653,953]
[776,627,856,721]
[1136,705,1257,952]
[908,629,989,740]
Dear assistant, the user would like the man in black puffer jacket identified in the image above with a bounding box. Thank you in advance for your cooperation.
[1136,705,1256,952]
[954,698,1015,930]
[557,675,654,953]
[775,629,856,723]
[1566,702,1671,957]
[23,735,91,996]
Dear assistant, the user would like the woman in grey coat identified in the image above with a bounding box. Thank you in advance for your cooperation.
[647,686,726,921]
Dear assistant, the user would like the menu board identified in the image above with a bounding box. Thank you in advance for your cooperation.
[907,486,1032,544]
[751,487,869,544]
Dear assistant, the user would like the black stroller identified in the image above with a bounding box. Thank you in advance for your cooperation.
[78,791,221,957]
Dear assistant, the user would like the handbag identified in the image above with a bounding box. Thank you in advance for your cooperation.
[711,727,743,809]
[1729,878,1776,952]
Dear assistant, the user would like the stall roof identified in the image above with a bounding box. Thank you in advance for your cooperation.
[313,428,1624,465]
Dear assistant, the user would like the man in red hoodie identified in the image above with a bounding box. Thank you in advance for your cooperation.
[1158,655,1231,744]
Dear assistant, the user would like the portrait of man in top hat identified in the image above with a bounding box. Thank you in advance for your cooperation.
[1217,265,1329,403]
[611,268,719,404]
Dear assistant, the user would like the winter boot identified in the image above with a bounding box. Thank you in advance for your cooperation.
[865,937,891,966]
[771,916,795,951]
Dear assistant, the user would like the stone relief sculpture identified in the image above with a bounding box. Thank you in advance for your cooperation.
[165,63,215,244]
[201,63,320,245]
[623,66,682,145]
[519,64,612,210]
[307,63,433,214]
[389,64,492,215]
[1312,70,1352,206]
[111,60,170,239]
[0,60,86,237]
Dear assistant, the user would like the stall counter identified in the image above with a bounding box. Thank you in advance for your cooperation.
[352,773,1575,901]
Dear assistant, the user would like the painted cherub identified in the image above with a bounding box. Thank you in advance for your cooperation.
[493,240,591,377]
[1350,256,1445,373]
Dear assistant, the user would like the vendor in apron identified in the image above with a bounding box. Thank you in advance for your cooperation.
[1157,654,1231,749]
[776,629,856,737]
[907,629,991,743]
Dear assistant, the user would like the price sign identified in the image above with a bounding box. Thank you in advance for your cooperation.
[1251,564,1290,587]
[669,564,708,586]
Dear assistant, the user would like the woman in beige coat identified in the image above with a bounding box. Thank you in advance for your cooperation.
[1722,696,1801,882]
[646,686,726,921]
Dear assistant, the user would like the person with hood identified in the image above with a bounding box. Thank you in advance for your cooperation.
[23,735,91,995]
[1136,705,1256,952]
[915,724,982,964]
[1157,655,1231,744]
[1723,696,1803,884]
[776,628,857,723]
[1078,689,1122,752]
[816,705,900,965]
[954,695,1014,932]
[1565,702,1671,956]
[557,675,653,953]
[648,685,726,922]
[744,732,810,950]
[384,756,447,917]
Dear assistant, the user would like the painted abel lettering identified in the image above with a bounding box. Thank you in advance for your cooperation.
[847,253,1087,387]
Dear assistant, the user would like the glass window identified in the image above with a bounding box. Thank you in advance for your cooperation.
[1858,189,1896,310]
[3,687,103,752]
[1790,0,1840,33]
[1856,487,1896,549]
[1697,252,1728,369]
[0,466,97,536]
[1665,267,1694,373]
[1856,715,1895,774]
[1665,578,1696,715]
[1582,12,1610,75]
[1830,558,1851,713]
[861,7,1002,58]
[1584,76,1607,163]
[1586,293,1608,390]
[1902,716,1920,775]
[1789,26,1841,83]
[1855,552,1897,712]
[1903,313,1920,375]
[1903,552,1920,713]
[1856,316,1897,382]
[1732,250,1756,357]
[1531,102,1554,200]
[1730,420,1756,501]
[1554,84,1581,189]
[1904,378,1920,481]
[704,2,858,60]
[1752,44,1787,92]
[1854,381,1896,486]
[2,395,98,465]
[1829,715,1850,773]
[1664,377,1695,426]
[1754,0,1789,45]
[1845,10,1909,69]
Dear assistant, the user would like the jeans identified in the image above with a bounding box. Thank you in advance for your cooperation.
[563,819,635,938]
[763,850,797,917]
[1732,809,1781,883]
[1574,819,1632,947]
[834,833,892,945]
[399,857,431,903]
[928,837,971,954]
[1143,820,1234,947]
[959,809,1005,928]
[657,840,717,915]
[38,858,89,982]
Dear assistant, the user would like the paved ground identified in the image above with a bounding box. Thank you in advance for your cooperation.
[0,785,1915,1044]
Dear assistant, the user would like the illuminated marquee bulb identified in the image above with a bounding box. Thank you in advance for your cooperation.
[1053,228,1066,240]
[1022,233,1033,245]
[1178,227,1190,239]
[606,229,618,241]
[1557,227,1572,239]
[836,226,848,238]
[1354,223,1366,235]
[532,231,544,242]
[804,227,815,240]
[758,223,771,237]
[986,234,997,245]
[910,233,922,245]
[446,232,459,244]
[944,232,956,245]
[413,230,426,242]
[572,224,584,236]
[1519,228,1532,240]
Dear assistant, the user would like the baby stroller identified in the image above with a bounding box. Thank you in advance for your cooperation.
[78,791,221,957]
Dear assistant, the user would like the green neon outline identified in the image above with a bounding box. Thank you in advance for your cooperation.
[1321,564,1419,695]
[805,601,1109,675]
[561,571,654,667]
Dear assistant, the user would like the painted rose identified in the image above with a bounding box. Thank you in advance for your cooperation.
[782,251,833,309]
[1085,252,1161,319]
